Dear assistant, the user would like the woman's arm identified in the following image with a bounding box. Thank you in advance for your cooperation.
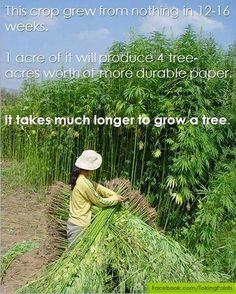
[82,177,119,207]
[92,182,119,199]
[85,186,119,208]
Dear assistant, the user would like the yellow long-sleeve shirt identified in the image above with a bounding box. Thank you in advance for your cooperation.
[68,174,119,227]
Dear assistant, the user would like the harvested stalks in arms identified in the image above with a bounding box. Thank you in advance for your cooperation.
[17,179,229,293]
[104,178,158,228]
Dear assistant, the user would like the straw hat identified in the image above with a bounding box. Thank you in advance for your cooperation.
[75,150,102,170]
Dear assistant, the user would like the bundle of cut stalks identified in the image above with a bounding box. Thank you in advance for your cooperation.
[18,179,229,294]
[46,182,70,255]
[104,178,158,228]
[46,179,159,256]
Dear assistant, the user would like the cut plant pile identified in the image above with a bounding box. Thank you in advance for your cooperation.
[17,180,228,293]
[46,179,159,256]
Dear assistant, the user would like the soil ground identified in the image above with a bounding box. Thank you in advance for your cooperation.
[1,162,56,294]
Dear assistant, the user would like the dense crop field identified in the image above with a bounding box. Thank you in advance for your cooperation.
[2,27,236,280]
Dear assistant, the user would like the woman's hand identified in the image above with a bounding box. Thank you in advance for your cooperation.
[117,195,125,203]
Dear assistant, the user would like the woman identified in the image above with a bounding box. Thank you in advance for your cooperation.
[67,149,124,243]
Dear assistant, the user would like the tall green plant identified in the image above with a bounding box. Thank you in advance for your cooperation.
[1,27,235,232]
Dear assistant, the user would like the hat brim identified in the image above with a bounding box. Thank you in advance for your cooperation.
[75,154,102,170]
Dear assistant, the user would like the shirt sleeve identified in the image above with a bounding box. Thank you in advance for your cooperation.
[92,181,119,199]
[84,183,119,208]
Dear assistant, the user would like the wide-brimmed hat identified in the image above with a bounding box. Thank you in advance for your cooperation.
[75,150,102,170]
